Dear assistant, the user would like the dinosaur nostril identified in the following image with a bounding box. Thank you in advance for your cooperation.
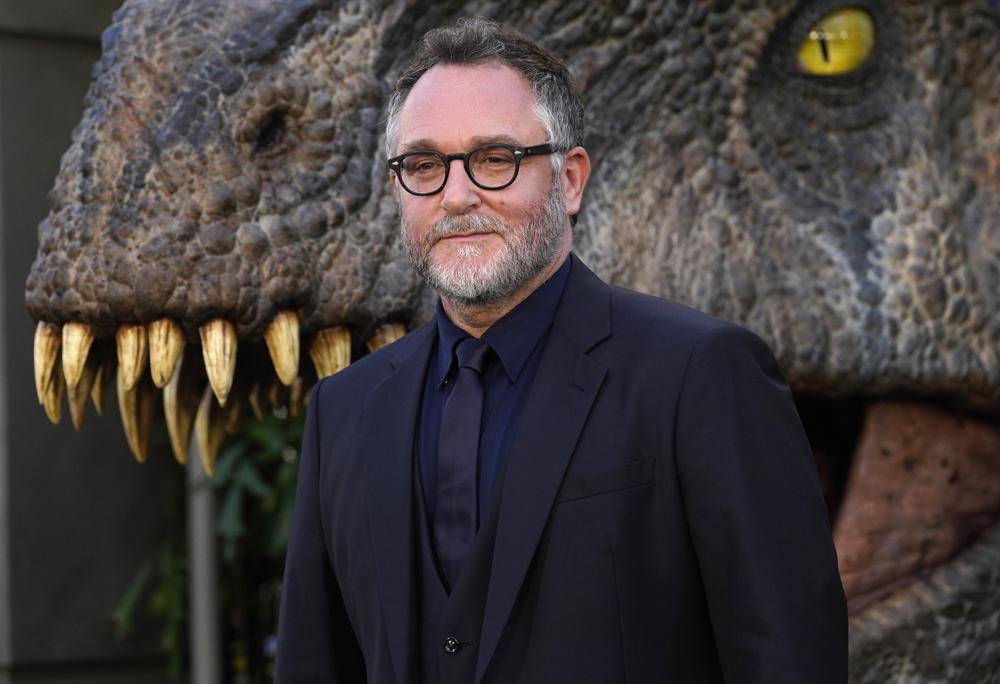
[253,109,287,154]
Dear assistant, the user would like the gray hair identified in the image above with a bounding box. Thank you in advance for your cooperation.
[384,17,584,172]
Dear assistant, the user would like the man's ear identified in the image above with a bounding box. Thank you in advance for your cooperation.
[560,146,591,216]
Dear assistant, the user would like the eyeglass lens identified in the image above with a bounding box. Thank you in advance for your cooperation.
[399,146,518,193]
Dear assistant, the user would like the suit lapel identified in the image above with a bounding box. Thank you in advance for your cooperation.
[475,257,612,682]
[362,323,435,684]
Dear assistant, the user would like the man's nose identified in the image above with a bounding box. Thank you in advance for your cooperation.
[440,159,481,215]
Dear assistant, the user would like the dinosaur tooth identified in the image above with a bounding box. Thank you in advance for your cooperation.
[34,321,61,405]
[116,323,148,392]
[137,381,156,462]
[263,309,300,386]
[164,353,198,465]
[309,326,351,378]
[116,367,154,463]
[41,367,65,425]
[199,318,237,407]
[366,322,407,353]
[61,321,95,390]
[195,385,225,476]
[247,382,265,421]
[289,377,305,418]
[148,317,185,388]
[67,359,97,431]
[267,378,287,412]
[224,393,243,434]
[91,355,112,416]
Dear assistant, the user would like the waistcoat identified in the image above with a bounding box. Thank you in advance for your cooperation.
[414,463,506,684]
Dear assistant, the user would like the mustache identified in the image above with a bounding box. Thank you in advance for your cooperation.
[424,214,508,244]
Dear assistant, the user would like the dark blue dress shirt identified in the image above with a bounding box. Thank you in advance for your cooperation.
[417,256,572,525]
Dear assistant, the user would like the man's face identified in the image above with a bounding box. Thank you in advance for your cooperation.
[392,63,570,305]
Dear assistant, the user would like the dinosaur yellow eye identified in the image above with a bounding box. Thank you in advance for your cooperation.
[797,7,875,76]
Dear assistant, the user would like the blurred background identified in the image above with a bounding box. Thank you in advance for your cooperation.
[0,2,293,682]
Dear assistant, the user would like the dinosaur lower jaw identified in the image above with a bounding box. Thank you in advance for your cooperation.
[800,397,1000,616]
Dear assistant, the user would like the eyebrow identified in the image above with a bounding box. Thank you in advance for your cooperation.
[398,134,525,153]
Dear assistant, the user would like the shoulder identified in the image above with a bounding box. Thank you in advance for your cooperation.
[606,284,769,362]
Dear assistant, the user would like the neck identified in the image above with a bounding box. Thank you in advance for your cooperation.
[441,245,570,338]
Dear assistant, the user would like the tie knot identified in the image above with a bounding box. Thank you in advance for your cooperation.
[455,337,490,373]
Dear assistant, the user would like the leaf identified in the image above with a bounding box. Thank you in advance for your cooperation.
[111,559,153,639]
[218,485,247,545]
[246,418,286,453]
[237,461,273,499]
[211,440,248,485]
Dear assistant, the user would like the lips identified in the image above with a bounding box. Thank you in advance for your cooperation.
[439,230,496,240]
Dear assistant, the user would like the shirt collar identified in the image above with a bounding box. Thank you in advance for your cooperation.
[434,256,572,387]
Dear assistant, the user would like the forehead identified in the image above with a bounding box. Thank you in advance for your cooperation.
[397,63,545,149]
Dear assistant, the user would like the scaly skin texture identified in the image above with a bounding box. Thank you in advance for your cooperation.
[23,0,1000,679]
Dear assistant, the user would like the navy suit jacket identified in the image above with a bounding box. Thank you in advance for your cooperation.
[276,255,847,683]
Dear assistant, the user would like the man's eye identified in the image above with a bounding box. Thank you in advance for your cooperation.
[405,157,442,174]
[475,150,514,167]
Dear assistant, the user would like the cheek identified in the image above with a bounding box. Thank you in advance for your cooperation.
[399,200,428,232]
[485,191,534,221]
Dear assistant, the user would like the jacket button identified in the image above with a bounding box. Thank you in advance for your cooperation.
[443,637,461,654]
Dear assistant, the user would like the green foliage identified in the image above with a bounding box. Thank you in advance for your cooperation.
[111,543,188,678]
[150,546,189,676]
[112,559,152,640]
[211,412,303,565]
[113,410,304,682]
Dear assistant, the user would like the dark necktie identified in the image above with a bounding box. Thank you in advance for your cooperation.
[434,336,490,589]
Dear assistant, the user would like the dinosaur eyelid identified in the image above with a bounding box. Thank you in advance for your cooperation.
[797,7,876,76]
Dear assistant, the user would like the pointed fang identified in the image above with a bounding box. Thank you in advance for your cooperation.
[263,310,300,386]
[289,376,306,418]
[309,326,351,378]
[42,370,65,425]
[149,318,185,388]
[91,356,112,416]
[116,323,148,392]
[224,394,243,435]
[195,385,225,476]
[199,318,237,406]
[34,321,61,404]
[164,354,197,465]
[67,360,97,431]
[117,367,153,462]
[61,321,95,390]
[366,322,406,353]
[248,383,265,421]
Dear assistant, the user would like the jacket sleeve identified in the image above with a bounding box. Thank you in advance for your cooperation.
[275,383,365,682]
[674,325,848,683]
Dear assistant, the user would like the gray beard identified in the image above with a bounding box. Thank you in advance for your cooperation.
[401,182,568,307]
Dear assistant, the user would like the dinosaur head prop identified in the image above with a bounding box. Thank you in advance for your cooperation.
[23,0,1000,677]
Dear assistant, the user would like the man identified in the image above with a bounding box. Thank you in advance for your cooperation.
[276,18,847,684]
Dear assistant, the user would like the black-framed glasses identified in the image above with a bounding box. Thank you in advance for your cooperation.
[387,143,557,196]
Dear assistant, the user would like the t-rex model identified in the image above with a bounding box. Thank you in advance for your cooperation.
[23,0,1000,680]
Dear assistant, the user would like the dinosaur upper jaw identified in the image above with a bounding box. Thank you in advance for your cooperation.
[30,312,416,469]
